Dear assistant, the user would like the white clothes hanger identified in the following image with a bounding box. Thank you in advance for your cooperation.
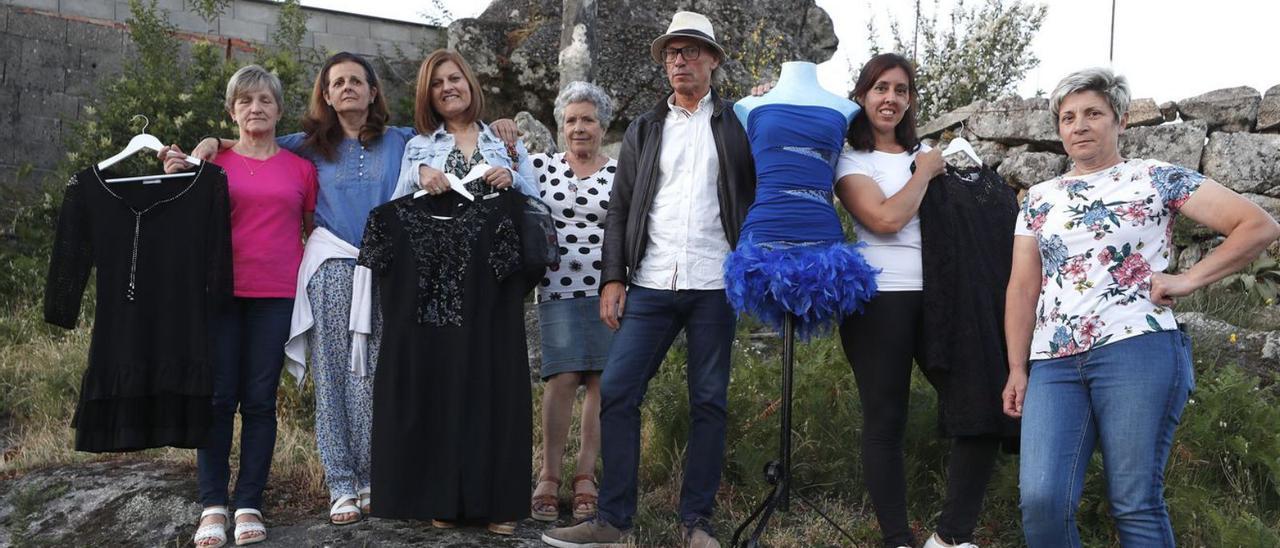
[941,121,982,167]
[100,115,200,183]
[413,163,488,202]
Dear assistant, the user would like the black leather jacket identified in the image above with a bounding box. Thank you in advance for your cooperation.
[600,88,757,286]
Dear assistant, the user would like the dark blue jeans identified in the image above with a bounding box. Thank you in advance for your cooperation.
[596,286,736,531]
[1019,330,1194,547]
[197,297,292,510]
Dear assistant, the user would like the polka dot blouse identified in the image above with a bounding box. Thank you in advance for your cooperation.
[532,152,617,303]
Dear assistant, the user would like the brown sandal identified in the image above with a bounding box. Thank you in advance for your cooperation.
[530,477,561,522]
[487,521,516,536]
[571,474,598,520]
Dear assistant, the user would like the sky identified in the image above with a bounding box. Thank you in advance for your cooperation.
[305,0,1280,105]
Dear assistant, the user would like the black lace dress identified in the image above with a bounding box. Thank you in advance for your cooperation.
[358,178,532,522]
[918,166,1020,438]
[43,164,233,452]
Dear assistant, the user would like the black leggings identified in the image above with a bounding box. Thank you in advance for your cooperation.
[840,291,1000,547]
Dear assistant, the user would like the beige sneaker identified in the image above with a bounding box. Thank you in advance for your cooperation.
[541,518,629,547]
[680,524,721,548]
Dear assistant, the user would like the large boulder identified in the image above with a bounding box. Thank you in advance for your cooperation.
[1177,86,1261,133]
[1179,312,1280,385]
[1244,193,1280,221]
[0,461,548,546]
[967,97,1061,150]
[996,151,1068,188]
[450,0,839,135]
[516,110,558,155]
[1258,84,1280,133]
[918,101,982,139]
[1126,98,1164,127]
[1201,132,1280,195]
[1118,120,1208,171]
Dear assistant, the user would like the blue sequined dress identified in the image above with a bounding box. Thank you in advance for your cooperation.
[724,104,879,338]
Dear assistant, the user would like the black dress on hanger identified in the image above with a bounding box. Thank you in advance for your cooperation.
[918,166,1020,439]
[44,164,233,452]
[360,183,532,523]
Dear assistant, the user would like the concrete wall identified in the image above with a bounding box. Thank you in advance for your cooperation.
[0,0,445,201]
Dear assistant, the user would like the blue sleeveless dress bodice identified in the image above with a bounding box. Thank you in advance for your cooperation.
[724,104,879,338]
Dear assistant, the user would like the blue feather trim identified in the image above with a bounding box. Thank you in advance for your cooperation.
[724,240,880,340]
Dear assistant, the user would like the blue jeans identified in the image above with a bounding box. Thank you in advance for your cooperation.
[198,297,292,510]
[596,286,737,531]
[1019,330,1194,548]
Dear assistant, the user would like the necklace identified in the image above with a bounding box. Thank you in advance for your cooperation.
[238,152,269,176]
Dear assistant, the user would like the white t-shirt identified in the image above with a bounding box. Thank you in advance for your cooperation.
[834,144,931,291]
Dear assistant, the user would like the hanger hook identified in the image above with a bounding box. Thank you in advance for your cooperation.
[130,114,150,134]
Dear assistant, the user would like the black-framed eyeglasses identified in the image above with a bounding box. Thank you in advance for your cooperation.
[662,45,702,62]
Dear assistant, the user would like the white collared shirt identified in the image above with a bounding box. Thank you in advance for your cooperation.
[632,92,730,291]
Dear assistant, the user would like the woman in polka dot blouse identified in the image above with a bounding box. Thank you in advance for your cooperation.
[529,81,619,523]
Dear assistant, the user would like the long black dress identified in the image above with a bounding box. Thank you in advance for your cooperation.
[43,164,232,452]
[359,185,532,523]
[918,166,1020,438]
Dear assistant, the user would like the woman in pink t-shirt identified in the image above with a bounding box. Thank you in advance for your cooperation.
[167,65,317,548]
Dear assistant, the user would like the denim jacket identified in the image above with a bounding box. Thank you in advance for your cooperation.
[393,121,536,198]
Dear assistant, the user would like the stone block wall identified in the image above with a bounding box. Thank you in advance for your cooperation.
[0,0,444,203]
[919,83,1280,270]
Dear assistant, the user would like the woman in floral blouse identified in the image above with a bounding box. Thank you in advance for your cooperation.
[1002,67,1279,547]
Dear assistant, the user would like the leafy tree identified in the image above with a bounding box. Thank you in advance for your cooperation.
[0,0,314,304]
[867,0,1047,122]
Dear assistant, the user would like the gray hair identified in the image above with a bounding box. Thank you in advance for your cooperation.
[224,64,285,113]
[1049,67,1131,123]
[553,81,614,131]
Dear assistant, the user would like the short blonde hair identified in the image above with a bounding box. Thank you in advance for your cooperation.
[224,64,284,113]
[1049,67,1131,123]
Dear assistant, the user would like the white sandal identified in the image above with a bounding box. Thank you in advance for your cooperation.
[232,508,267,546]
[329,495,362,525]
[357,486,371,515]
[192,506,230,547]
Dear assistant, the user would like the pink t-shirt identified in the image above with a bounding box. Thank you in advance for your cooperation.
[217,148,318,298]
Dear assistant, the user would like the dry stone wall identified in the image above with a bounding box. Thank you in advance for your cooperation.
[919,85,1280,271]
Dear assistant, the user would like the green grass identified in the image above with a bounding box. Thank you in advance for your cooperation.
[2,296,1278,545]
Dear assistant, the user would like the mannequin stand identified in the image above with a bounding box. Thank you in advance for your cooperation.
[731,314,858,547]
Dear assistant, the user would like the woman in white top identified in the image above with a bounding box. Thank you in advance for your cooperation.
[833,52,996,548]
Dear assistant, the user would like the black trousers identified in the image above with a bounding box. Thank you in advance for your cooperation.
[840,291,1000,547]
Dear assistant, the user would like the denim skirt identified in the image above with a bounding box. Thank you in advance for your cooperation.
[537,296,614,379]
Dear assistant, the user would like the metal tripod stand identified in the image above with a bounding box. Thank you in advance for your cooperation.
[731,314,858,547]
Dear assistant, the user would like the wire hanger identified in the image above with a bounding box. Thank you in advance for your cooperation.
[101,115,201,183]
[942,120,982,167]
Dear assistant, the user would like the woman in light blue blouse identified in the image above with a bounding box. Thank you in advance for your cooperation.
[177,51,520,528]
[394,49,535,199]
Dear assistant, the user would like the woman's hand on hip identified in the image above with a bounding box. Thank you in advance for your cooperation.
[1150,272,1196,307]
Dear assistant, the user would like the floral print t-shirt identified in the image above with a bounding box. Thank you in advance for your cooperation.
[1016,158,1204,359]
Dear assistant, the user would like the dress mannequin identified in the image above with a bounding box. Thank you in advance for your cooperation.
[734,61,858,125]
[723,62,877,338]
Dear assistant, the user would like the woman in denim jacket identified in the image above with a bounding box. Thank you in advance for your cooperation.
[394,49,536,199]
